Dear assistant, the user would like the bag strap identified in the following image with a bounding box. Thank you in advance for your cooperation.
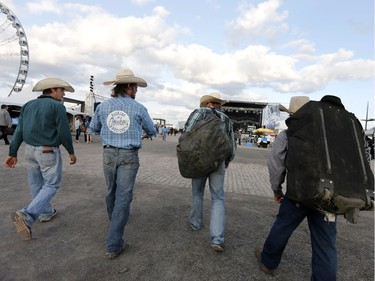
[210,108,221,119]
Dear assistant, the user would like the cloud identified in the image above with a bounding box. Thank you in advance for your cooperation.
[151,43,299,93]
[227,0,288,43]
[131,0,155,5]
[284,39,316,54]
[5,2,372,106]
[26,5,181,78]
[27,0,61,14]
[276,49,374,93]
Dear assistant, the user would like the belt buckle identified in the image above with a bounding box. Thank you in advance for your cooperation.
[104,145,116,149]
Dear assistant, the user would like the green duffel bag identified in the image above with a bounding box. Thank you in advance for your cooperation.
[177,110,232,178]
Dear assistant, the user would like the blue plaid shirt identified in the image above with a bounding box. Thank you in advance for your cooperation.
[90,96,156,149]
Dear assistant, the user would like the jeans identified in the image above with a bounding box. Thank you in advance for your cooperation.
[189,162,226,245]
[0,125,10,144]
[103,147,139,253]
[75,128,81,141]
[261,195,337,281]
[21,145,62,226]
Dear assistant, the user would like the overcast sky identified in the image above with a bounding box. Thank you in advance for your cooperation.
[0,0,373,128]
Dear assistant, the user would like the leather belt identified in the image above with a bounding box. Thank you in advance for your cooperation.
[103,145,138,151]
[42,146,54,154]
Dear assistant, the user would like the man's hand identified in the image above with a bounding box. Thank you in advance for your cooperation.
[4,156,17,168]
[274,193,284,204]
[69,154,77,165]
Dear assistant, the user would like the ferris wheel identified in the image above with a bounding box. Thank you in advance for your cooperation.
[0,2,29,97]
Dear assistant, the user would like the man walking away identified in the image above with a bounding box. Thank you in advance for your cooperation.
[184,92,236,252]
[4,77,77,240]
[90,69,156,259]
[0,104,12,145]
[255,96,344,281]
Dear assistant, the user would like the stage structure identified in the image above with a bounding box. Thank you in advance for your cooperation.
[84,75,109,115]
[222,100,285,133]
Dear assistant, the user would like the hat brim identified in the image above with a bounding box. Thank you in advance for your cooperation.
[279,104,290,113]
[279,96,310,114]
[199,96,227,108]
[103,77,147,87]
[32,78,75,92]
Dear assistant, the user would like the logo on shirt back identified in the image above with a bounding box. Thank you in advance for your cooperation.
[107,110,130,134]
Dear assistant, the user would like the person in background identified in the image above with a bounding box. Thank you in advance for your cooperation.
[162,125,168,141]
[184,92,236,252]
[85,115,93,143]
[74,115,82,143]
[0,104,12,145]
[90,69,156,259]
[366,136,374,160]
[80,117,87,143]
[235,129,242,145]
[3,77,77,240]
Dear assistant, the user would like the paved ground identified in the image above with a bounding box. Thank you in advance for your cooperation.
[0,134,373,281]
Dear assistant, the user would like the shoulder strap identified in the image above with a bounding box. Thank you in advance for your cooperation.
[210,108,221,119]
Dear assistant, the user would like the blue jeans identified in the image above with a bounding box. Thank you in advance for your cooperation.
[261,195,337,281]
[75,128,81,141]
[189,162,226,245]
[103,148,139,253]
[21,145,62,226]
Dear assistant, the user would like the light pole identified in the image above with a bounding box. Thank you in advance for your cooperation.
[361,102,374,131]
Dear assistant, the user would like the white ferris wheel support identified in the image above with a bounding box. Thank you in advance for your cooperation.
[0,2,29,97]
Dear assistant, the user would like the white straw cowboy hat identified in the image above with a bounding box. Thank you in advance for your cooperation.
[32,77,75,92]
[199,92,228,108]
[103,69,147,87]
[279,96,309,114]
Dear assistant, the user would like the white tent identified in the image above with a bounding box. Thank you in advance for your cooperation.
[365,127,374,136]
[0,85,38,106]
[0,85,85,132]
[274,120,287,131]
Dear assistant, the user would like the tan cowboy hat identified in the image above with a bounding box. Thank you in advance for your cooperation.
[199,92,227,108]
[279,96,309,114]
[103,69,147,87]
[32,77,75,92]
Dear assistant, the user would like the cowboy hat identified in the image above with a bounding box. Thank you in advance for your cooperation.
[32,77,75,92]
[279,96,309,114]
[103,69,147,87]
[199,92,227,108]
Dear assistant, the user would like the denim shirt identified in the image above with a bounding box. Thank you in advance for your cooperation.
[90,95,156,149]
